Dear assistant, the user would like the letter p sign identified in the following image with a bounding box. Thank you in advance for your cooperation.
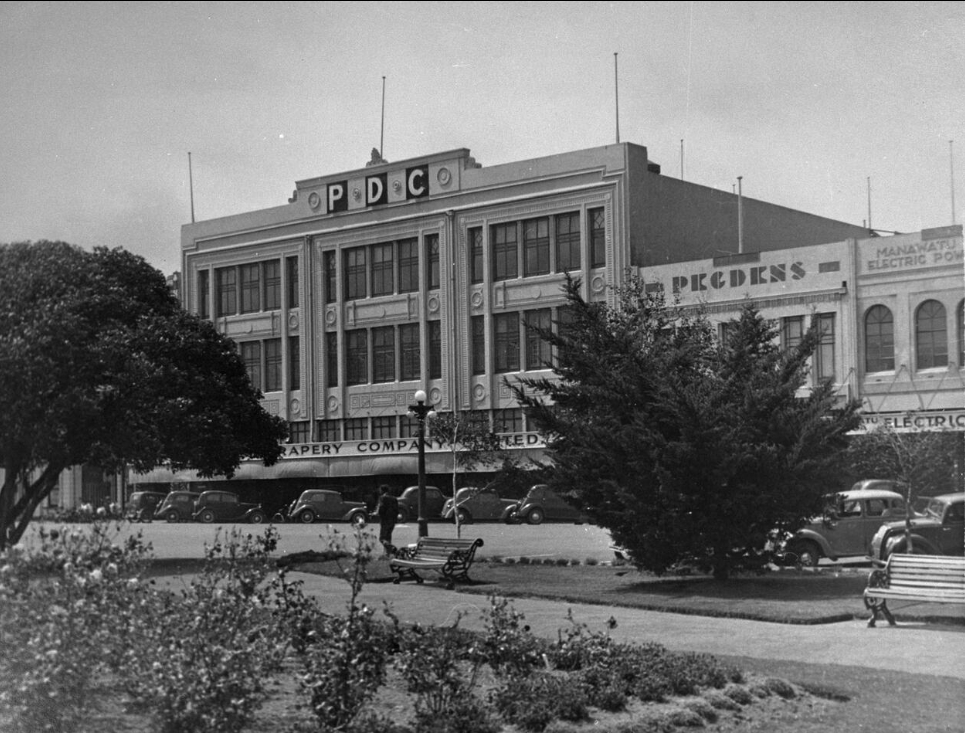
[327,181,348,212]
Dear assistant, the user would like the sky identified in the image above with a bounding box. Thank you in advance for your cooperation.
[2,1,963,276]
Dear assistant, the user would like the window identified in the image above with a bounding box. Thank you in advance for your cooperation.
[326,332,338,387]
[346,330,368,385]
[289,336,300,390]
[958,301,964,367]
[400,414,420,438]
[287,256,299,308]
[525,309,552,370]
[398,238,419,293]
[264,338,282,392]
[469,227,483,283]
[372,326,395,383]
[345,247,367,300]
[241,342,261,391]
[323,251,336,304]
[782,316,804,352]
[554,305,576,367]
[216,267,237,317]
[316,420,340,443]
[494,312,520,373]
[197,270,210,319]
[372,417,396,439]
[590,207,606,268]
[556,212,581,272]
[916,300,948,369]
[523,217,550,276]
[400,323,420,381]
[471,316,486,375]
[494,408,523,434]
[492,223,518,281]
[240,264,260,313]
[371,243,393,296]
[426,233,440,290]
[428,321,442,379]
[288,421,310,444]
[865,305,895,373]
[814,313,835,381]
[264,260,281,310]
[344,418,368,441]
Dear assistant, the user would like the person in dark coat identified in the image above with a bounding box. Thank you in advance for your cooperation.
[376,484,399,554]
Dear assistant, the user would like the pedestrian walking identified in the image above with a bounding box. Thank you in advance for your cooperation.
[376,484,399,555]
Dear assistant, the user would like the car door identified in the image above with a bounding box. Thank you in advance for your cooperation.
[937,500,965,554]
[219,493,241,521]
[830,497,866,556]
[477,489,503,520]
[425,487,446,518]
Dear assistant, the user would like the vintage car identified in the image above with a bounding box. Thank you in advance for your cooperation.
[192,490,266,524]
[441,487,517,524]
[124,491,167,522]
[868,492,965,562]
[785,488,907,567]
[506,484,587,525]
[155,490,201,523]
[397,485,448,522]
[276,489,368,526]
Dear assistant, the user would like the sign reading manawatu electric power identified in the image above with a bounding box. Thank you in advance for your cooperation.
[326,165,429,213]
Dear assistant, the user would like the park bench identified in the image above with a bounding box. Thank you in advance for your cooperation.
[389,536,484,589]
[863,554,965,627]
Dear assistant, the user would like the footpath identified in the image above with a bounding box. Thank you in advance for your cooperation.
[293,571,965,681]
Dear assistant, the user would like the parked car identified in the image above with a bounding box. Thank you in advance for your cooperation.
[786,488,907,567]
[868,492,965,563]
[397,485,448,522]
[276,489,368,526]
[506,484,587,525]
[441,487,517,524]
[124,491,167,522]
[849,479,909,494]
[155,491,201,523]
[193,490,266,524]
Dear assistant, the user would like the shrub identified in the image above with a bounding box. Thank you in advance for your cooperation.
[763,677,797,699]
[703,691,740,711]
[396,622,483,719]
[723,683,754,705]
[414,693,501,733]
[479,594,544,678]
[684,698,719,722]
[0,522,151,733]
[492,672,588,731]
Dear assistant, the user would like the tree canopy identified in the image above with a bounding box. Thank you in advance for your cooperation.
[0,241,288,547]
[512,276,861,579]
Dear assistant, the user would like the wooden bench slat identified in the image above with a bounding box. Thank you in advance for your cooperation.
[389,537,484,589]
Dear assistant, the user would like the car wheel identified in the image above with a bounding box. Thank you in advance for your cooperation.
[248,510,265,524]
[455,508,472,525]
[792,541,820,568]
[198,509,216,524]
[350,512,367,528]
[397,507,409,523]
[526,508,545,525]
[298,509,315,524]
[165,510,180,524]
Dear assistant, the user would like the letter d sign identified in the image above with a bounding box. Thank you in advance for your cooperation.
[366,174,387,206]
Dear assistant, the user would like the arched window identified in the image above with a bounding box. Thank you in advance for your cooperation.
[915,300,948,369]
[864,305,894,372]
[958,300,964,367]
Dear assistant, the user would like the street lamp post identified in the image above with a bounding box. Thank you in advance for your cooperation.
[408,389,435,538]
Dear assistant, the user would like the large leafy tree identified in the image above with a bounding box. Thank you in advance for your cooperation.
[512,276,861,579]
[0,241,289,548]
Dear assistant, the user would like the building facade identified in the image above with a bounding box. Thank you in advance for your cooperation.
[641,225,965,433]
[134,142,883,505]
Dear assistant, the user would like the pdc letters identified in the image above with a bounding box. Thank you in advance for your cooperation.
[326,165,429,213]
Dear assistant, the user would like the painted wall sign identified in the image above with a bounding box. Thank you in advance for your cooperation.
[670,261,806,294]
[862,237,963,273]
[856,410,965,433]
[322,163,430,215]
[279,432,545,459]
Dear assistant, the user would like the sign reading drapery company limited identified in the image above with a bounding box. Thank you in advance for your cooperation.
[280,432,547,459]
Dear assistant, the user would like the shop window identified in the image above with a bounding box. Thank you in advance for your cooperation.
[525,309,552,370]
[346,329,368,385]
[216,267,237,317]
[372,326,395,383]
[264,338,282,392]
[494,408,523,434]
[916,300,948,369]
[264,260,281,310]
[288,421,311,444]
[344,418,368,441]
[814,313,835,381]
[371,243,394,297]
[316,419,340,443]
[241,341,261,391]
[344,247,367,300]
[240,264,260,314]
[372,416,396,439]
[864,305,895,372]
[782,316,804,352]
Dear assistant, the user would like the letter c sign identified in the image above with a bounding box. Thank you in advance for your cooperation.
[406,165,428,199]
